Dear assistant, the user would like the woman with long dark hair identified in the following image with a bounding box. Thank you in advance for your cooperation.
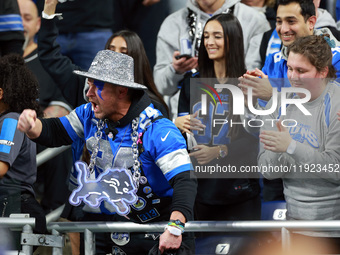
[105,30,169,116]
[176,13,261,230]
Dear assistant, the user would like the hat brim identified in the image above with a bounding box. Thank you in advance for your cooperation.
[73,70,147,90]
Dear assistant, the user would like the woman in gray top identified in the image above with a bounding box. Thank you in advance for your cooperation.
[259,35,340,253]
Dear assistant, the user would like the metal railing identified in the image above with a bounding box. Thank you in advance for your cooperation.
[0,217,34,229]
[36,145,71,167]
[0,216,35,255]
[0,147,70,255]
[2,147,337,254]
[3,205,340,254]
[44,220,340,255]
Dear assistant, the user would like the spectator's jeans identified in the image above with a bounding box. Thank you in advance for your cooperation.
[56,29,112,70]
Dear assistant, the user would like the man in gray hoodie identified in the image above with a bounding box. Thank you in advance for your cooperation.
[154,0,270,119]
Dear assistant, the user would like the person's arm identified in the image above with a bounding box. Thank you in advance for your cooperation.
[154,40,196,96]
[287,113,340,180]
[0,161,9,179]
[43,0,58,15]
[17,109,73,147]
[260,89,340,180]
[147,118,196,252]
[257,97,287,180]
[190,130,258,165]
[330,47,340,81]
[175,114,205,135]
[37,0,87,108]
[1,113,27,178]
[168,171,197,222]
[142,0,160,6]
[238,68,273,101]
[153,13,197,96]
[159,168,197,253]
[17,109,42,139]
[176,74,205,133]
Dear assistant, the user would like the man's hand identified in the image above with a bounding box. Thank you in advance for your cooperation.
[17,109,42,139]
[175,112,205,134]
[172,51,198,74]
[159,229,182,254]
[17,109,37,133]
[142,0,161,6]
[260,120,292,153]
[238,68,272,101]
[44,0,59,16]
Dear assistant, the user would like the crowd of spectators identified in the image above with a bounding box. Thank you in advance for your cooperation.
[1,0,340,254]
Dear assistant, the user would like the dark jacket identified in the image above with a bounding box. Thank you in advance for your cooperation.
[38,17,86,109]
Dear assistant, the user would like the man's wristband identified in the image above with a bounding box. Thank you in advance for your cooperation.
[168,219,185,228]
[164,219,185,236]
[41,11,63,20]
[164,225,183,236]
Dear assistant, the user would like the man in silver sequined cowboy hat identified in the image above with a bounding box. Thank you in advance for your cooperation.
[17,50,197,254]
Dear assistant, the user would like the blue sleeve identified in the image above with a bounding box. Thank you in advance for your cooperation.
[60,103,92,142]
[259,52,288,106]
[0,117,22,166]
[331,48,340,81]
[261,54,271,75]
[262,51,287,79]
[143,118,193,181]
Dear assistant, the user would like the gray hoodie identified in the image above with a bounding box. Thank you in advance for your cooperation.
[316,8,337,29]
[154,0,270,118]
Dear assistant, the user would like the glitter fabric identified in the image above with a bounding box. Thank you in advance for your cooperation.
[73,50,147,90]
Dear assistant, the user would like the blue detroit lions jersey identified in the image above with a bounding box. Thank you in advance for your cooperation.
[60,103,192,208]
[262,47,340,81]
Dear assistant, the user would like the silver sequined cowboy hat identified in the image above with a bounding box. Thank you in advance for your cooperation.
[73,50,147,90]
